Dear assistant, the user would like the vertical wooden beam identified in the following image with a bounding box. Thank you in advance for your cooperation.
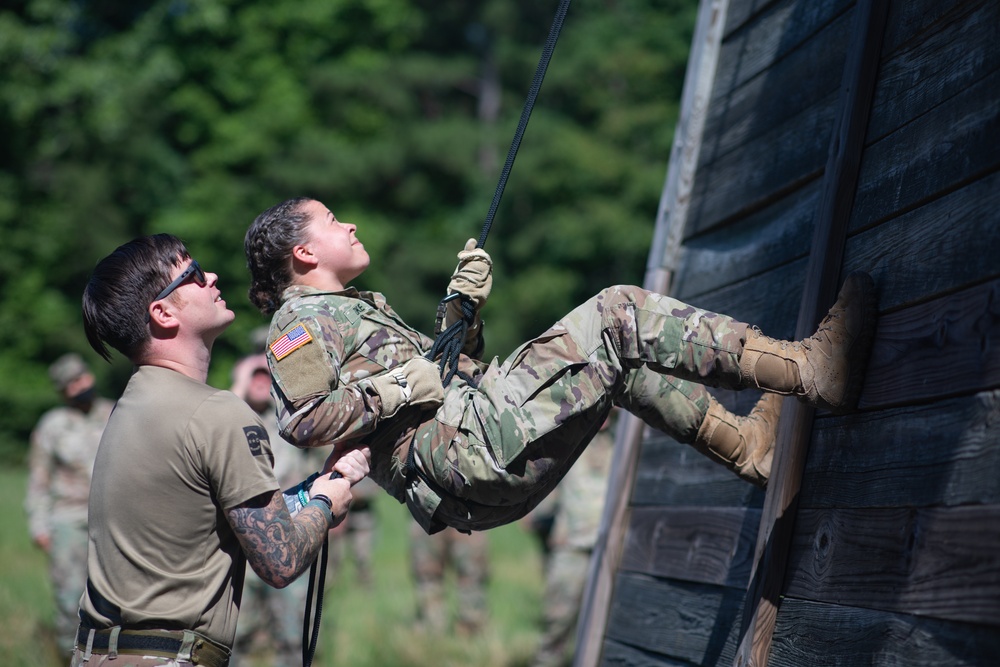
[573,1,729,665]
[732,1,889,666]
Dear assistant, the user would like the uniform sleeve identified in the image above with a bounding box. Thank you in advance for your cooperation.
[194,393,280,511]
[24,418,55,540]
[268,313,381,449]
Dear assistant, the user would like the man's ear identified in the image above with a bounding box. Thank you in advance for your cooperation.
[148,300,181,333]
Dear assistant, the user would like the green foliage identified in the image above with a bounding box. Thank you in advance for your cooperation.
[0,0,697,459]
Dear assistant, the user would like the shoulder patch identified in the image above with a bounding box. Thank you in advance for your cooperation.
[270,324,313,360]
[243,424,268,456]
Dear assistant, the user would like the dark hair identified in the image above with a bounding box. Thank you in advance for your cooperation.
[244,197,314,315]
[82,234,190,362]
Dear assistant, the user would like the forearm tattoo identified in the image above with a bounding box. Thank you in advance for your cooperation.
[226,491,331,588]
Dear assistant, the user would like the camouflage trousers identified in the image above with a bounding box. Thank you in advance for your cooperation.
[531,547,593,667]
[50,515,90,655]
[230,567,310,667]
[412,285,748,532]
[408,523,490,635]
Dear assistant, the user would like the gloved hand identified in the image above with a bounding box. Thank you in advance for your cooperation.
[365,357,444,419]
[447,239,492,309]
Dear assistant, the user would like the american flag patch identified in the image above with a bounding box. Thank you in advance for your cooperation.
[270,324,313,360]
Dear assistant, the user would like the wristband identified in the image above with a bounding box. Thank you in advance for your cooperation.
[310,494,333,510]
[306,495,334,524]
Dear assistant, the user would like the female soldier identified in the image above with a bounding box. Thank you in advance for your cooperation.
[244,197,877,534]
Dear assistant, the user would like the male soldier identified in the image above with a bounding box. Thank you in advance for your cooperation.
[244,197,877,535]
[409,523,490,635]
[25,353,114,656]
[530,411,617,667]
[74,234,369,667]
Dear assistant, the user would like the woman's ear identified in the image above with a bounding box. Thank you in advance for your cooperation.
[291,242,318,269]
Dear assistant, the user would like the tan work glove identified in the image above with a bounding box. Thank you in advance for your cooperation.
[447,239,492,309]
[442,239,492,354]
[365,357,444,419]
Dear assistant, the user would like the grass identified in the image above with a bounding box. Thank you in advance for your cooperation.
[0,467,545,667]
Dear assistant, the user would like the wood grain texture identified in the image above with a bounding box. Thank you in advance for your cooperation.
[621,506,762,588]
[783,505,1000,625]
[604,573,745,665]
[768,598,1000,666]
[845,170,1000,314]
[860,277,1000,409]
[803,390,1000,508]
[631,436,766,509]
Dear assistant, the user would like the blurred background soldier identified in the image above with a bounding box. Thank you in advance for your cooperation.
[229,349,330,667]
[408,523,490,636]
[25,353,114,656]
[327,473,380,588]
[530,410,617,667]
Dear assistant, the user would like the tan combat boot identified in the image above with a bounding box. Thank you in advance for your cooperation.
[738,271,878,414]
[693,393,781,487]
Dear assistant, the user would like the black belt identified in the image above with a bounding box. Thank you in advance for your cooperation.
[76,627,230,667]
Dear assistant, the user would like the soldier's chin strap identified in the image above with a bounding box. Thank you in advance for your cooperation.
[427,0,572,386]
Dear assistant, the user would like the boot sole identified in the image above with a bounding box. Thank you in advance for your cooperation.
[830,271,878,414]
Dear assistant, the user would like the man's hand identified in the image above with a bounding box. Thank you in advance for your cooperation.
[307,474,353,529]
[366,357,445,418]
[447,238,492,309]
[323,447,371,485]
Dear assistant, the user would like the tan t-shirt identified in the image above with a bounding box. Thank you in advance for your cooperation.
[80,366,279,648]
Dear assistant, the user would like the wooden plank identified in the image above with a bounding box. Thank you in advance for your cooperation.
[803,390,1000,509]
[621,506,761,588]
[784,505,1000,626]
[845,170,1000,314]
[599,640,691,667]
[702,8,850,168]
[688,90,836,234]
[860,277,1000,409]
[734,1,890,664]
[850,65,1000,230]
[713,0,851,95]
[768,598,1000,667]
[678,253,805,338]
[632,436,766,509]
[605,573,745,665]
[869,0,1000,143]
[674,180,818,300]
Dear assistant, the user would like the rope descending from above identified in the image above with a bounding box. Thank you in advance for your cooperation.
[427,0,573,385]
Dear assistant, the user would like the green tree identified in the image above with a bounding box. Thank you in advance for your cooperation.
[0,0,696,461]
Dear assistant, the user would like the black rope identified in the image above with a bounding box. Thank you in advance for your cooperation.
[301,535,329,667]
[302,471,341,667]
[428,0,573,383]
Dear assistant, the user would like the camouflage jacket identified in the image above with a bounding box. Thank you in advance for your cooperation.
[25,398,115,539]
[267,285,484,502]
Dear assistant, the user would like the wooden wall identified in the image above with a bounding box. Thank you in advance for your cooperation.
[584,0,1000,665]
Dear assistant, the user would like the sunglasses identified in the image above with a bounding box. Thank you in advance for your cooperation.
[151,259,207,304]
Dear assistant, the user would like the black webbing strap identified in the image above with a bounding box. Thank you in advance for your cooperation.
[427,0,573,386]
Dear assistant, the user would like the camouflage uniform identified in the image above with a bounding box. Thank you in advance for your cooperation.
[531,414,615,667]
[408,522,490,635]
[26,362,113,655]
[268,284,746,534]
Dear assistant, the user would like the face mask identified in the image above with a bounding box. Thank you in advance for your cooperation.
[68,386,96,409]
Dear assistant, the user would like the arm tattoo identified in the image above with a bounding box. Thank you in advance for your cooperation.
[226,491,331,589]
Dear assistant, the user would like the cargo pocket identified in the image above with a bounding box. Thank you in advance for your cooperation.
[474,331,596,468]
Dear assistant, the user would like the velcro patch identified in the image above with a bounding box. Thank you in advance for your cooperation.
[243,425,268,456]
[270,324,313,360]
